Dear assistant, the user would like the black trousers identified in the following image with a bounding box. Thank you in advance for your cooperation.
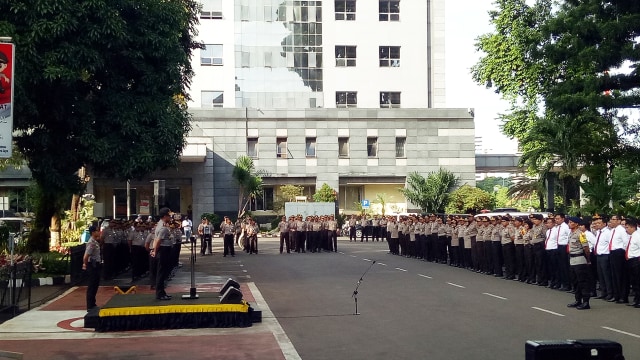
[329,230,337,252]
[223,234,235,256]
[349,226,356,241]
[492,241,503,276]
[571,263,591,302]
[557,248,570,288]
[279,232,289,253]
[596,254,613,298]
[155,246,172,298]
[102,243,116,280]
[610,249,629,301]
[628,258,640,304]
[86,262,101,310]
[201,234,212,254]
[546,249,559,286]
[131,245,147,278]
[249,235,258,254]
[533,243,546,284]
[502,243,515,278]
[524,245,535,282]
[515,244,525,280]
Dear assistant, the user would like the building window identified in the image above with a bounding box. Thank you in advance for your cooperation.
[336,91,357,108]
[201,90,223,108]
[250,187,274,211]
[247,138,258,158]
[335,0,356,20]
[277,138,288,158]
[379,46,400,67]
[396,137,406,158]
[306,137,317,157]
[338,137,349,158]
[367,137,378,158]
[380,92,401,108]
[335,46,356,67]
[200,0,223,19]
[201,44,223,66]
[379,0,400,21]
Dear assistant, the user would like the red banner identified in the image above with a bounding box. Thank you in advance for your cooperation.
[0,42,13,158]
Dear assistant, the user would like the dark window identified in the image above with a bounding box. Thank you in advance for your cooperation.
[335,0,356,20]
[336,91,357,108]
[380,92,401,108]
[379,0,400,21]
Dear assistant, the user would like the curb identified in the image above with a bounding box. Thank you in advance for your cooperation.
[20,275,71,287]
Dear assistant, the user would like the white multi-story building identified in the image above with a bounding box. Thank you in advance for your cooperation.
[86,0,475,220]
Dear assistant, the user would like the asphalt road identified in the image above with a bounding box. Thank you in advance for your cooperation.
[239,238,640,360]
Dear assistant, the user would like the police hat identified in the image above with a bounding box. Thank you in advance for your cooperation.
[159,207,171,217]
[530,214,544,220]
[567,216,581,224]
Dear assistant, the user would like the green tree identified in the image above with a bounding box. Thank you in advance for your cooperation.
[375,193,390,216]
[0,0,201,251]
[399,168,459,213]
[445,185,494,214]
[312,183,337,202]
[476,177,512,194]
[232,156,264,218]
[280,184,304,202]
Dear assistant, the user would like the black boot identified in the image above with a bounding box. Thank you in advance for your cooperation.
[576,301,590,310]
[567,301,582,308]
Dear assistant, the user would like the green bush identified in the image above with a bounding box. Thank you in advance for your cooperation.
[32,251,69,275]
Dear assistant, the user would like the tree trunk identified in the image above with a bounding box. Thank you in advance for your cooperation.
[70,193,80,230]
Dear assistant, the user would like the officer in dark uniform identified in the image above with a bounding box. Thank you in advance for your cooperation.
[82,225,102,311]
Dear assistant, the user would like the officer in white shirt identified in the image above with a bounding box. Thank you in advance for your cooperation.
[182,216,193,242]
[554,213,572,291]
[607,214,630,303]
[624,218,640,308]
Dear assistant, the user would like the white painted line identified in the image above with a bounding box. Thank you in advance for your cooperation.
[249,282,302,360]
[531,307,565,317]
[418,274,432,279]
[378,263,387,266]
[339,252,345,254]
[602,326,640,339]
[242,270,248,272]
[447,282,465,288]
[350,255,357,258]
[483,293,507,300]
[363,258,372,262]
[395,267,408,272]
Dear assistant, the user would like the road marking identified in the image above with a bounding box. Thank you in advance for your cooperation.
[483,293,507,300]
[447,282,465,288]
[531,307,565,317]
[395,267,407,272]
[377,263,387,266]
[339,252,345,255]
[350,255,357,258]
[602,326,640,339]
[242,269,248,272]
[249,282,302,360]
[418,274,432,279]
[363,258,372,262]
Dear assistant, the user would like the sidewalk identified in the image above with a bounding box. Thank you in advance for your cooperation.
[0,242,301,360]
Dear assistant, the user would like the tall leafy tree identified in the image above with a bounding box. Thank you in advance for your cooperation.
[312,183,337,202]
[0,0,201,251]
[399,168,459,213]
[445,185,494,214]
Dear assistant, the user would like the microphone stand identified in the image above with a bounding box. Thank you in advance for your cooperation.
[182,236,199,299]
[352,260,376,315]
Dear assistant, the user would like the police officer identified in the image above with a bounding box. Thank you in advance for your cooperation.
[566,217,591,310]
[278,216,289,254]
[221,216,236,257]
[150,207,173,300]
[82,225,102,311]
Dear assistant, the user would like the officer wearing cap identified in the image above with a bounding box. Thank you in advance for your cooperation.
[566,216,591,310]
[83,225,102,311]
[150,207,173,300]
[530,214,546,285]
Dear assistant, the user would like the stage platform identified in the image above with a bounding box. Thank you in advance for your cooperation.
[84,292,261,332]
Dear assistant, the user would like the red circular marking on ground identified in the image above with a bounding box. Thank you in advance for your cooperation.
[57,317,95,332]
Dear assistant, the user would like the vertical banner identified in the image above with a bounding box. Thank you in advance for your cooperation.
[0,42,13,158]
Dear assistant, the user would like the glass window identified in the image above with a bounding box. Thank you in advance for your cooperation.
[380,92,401,108]
[201,90,223,108]
[338,137,349,157]
[201,44,223,66]
[379,0,400,21]
[247,138,258,158]
[335,0,356,20]
[367,137,378,158]
[335,46,356,67]
[306,137,317,157]
[336,91,357,108]
[277,138,288,158]
[379,46,400,67]
[201,0,223,19]
[396,137,406,158]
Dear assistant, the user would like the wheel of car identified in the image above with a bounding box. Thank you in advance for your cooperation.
[356,229,362,238]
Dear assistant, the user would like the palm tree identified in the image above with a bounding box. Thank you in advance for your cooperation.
[232,156,264,218]
[399,168,459,213]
